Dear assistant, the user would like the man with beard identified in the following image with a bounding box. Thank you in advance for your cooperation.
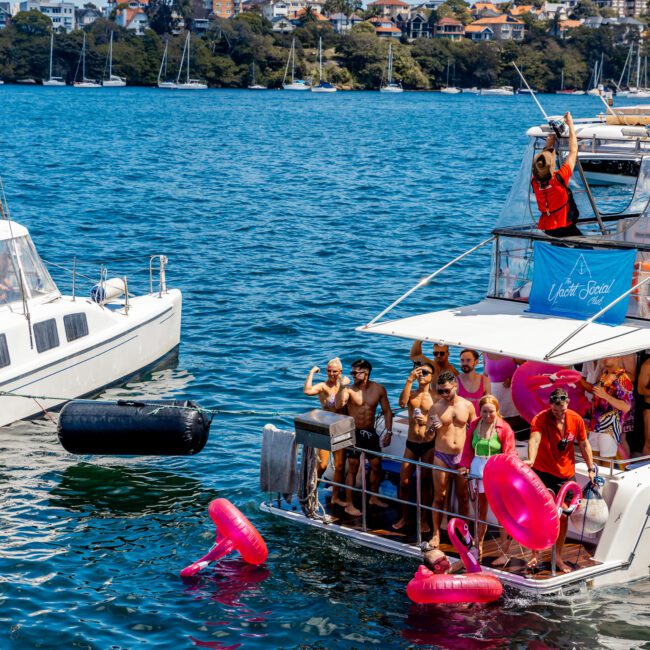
[457,349,491,415]
[335,358,393,517]
[427,371,475,549]
[393,361,436,532]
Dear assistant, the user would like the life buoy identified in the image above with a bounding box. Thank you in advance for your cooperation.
[180,499,268,577]
[483,455,582,550]
[406,518,503,605]
[511,361,590,424]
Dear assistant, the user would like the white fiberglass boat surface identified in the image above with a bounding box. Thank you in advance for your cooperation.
[0,219,181,427]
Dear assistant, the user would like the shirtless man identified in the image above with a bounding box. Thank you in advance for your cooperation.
[457,349,491,415]
[393,362,436,532]
[409,341,459,386]
[637,357,650,455]
[427,371,476,548]
[335,358,393,517]
[303,357,347,506]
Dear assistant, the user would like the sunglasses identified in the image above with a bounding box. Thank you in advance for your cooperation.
[351,370,366,376]
[433,351,447,357]
[420,370,431,376]
[437,387,453,395]
[550,396,568,404]
[430,556,451,574]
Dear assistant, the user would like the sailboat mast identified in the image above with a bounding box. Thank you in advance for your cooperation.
[108,31,113,78]
[291,39,295,83]
[82,32,86,80]
[637,46,641,89]
[319,37,322,82]
[49,31,54,80]
[186,32,190,83]
[158,39,167,83]
[446,59,450,87]
[176,33,187,84]
[388,43,392,84]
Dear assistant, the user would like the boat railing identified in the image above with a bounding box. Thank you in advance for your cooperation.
[578,450,650,476]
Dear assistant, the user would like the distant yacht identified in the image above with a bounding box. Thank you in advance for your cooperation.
[43,31,65,86]
[311,37,337,93]
[479,86,514,96]
[283,38,310,91]
[380,42,402,93]
[440,59,460,94]
[73,33,101,88]
[157,38,176,89]
[461,87,479,94]
[102,31,126,87]
[175,32,207,90]
[248,62,266,90]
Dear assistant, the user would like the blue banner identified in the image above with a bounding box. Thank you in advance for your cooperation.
[529,242,636,326]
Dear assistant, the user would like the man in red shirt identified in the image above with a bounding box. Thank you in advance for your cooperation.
[527,388,595,573]
[532,112,580,238]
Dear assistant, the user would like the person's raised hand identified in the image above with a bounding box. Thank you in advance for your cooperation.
[340,375,350,387]
[311,366,320,374]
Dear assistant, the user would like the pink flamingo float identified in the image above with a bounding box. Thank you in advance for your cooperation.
[181,499,268,578]
[407,517,503,604]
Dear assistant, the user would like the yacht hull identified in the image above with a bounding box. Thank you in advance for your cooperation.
[0,290,182,427]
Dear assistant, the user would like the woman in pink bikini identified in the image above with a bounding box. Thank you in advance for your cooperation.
[457,349,491,413]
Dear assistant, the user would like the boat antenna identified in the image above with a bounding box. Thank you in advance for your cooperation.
[0,177,34,349]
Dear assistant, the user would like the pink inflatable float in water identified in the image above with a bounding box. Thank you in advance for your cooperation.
[483,454,582,550]
[180,499,268,577]
[406,518,503,604]
[511,361,590,423]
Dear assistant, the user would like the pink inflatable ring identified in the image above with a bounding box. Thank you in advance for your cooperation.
[180,498,268,577]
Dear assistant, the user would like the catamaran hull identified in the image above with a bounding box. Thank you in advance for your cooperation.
[102,80,126,87]
[42,80,66,87]
[0,290,182,427]
[284,84,310,91]
[380,86,403,93]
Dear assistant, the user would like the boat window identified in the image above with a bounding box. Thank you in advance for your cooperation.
[0,334,9,368]
[0,240,22,305]
[64,313,89,342]
[33,319,59,353]
[13,236,57,299]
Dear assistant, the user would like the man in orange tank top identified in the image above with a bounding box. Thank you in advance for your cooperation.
[531,112,580,238]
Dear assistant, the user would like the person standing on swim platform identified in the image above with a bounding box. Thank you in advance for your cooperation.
[531,111,580,238]
[393,361,436,533]
[426,372,476,549]
[335,359,393,517]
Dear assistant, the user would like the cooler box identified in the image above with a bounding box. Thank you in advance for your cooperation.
[294,409,356,451]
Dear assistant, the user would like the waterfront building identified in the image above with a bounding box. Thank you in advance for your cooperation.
[0,1,10,28]
[104,0,149,34]
[18,0,75,32]
[369,15,403,38]
[582,15,643,40]
[466,14,525,40]
[594,0,645,16]
[367,0,410,19]
[271,15,294,31]
[394,10,430,39]
[328,12,363,34]
[75,6,102,27]
[432,16,465,39]
[464,22,494,40]
[470,2,501,18]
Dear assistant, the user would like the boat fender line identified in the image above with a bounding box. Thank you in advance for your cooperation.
[57,399,211,455]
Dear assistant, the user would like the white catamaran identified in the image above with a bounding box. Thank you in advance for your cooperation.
[311,37,337,93]
[380,42,402,93]
[283,38,310,91]
[102,31,126,87]
[42,31,66,87]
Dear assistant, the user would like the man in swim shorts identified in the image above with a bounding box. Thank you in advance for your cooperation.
[335,358,393,517]
[457,349,491,414]
[427,371,476,549]
[527,388,596,573]
[409,341,459,387]
[393,362,436,532]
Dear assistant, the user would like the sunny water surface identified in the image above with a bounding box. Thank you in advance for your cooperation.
[0,87,649,649]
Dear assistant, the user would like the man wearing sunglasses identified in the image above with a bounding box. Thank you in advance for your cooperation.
[409,340,459,386]
[527,387,595,573]
[335,358,393,517]
[393,362,436,532]
[427,371,476,549]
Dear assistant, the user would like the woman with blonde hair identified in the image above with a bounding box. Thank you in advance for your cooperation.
[304,357,348,507]
[459,394,516,563]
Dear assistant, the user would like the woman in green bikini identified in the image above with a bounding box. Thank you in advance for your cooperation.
[460,394,516,563]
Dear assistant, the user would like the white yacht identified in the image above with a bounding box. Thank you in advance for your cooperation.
[248,62,266,90]
[311,37,337,93]
[174,32,207,90]
[0,216,182,428]
[73,33,101,88]
[440,59,459,94]
[282,39,310,91]
[379,43,402,93]
[479,86,514,96]
[260,119,650,596]
[42,31,66,87]
[102,32,126,87]
[157,39,176,89]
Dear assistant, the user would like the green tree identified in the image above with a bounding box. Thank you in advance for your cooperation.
[11,10,51,36]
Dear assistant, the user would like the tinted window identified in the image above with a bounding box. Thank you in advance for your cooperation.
[0,334,9,368]
[64,313,89,342]
[34,319,59,353]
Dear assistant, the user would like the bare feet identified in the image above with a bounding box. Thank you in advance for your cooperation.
[492,553,510,567]
[428,532,440,549]
[420,521,431,534]
[345,504,362,517]
[368,497,389,508]
[527,555,538,570]
[392,517,409,531]
[331,497,348,508]
[556,559,572,573]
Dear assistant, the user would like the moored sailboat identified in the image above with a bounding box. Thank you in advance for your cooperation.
[283,38,310,91]
[42,31,65,86]
[311,37,337,93]
[440,59,459,94]
[248,62,266,90]
[175,32,207,90]
[102,31,126,87]
[157,38,176,89]
[73,32,101,88]
[380,42,402,93]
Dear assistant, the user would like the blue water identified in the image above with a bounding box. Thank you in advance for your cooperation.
[0,87,649,649]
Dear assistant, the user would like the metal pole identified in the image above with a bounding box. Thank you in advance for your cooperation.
[551,543,557,576]
[361,451,367,532]
[574,158,607,235]
[416,464,422,546]
[72,256,76,302]
[472,478,480,544]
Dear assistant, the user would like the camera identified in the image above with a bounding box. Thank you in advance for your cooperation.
[557,439,569,451]
[549,118,568,138]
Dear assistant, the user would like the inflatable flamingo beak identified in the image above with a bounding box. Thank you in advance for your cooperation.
[180,561,210,578]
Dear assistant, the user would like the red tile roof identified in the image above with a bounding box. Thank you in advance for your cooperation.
[368,0,410,6]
